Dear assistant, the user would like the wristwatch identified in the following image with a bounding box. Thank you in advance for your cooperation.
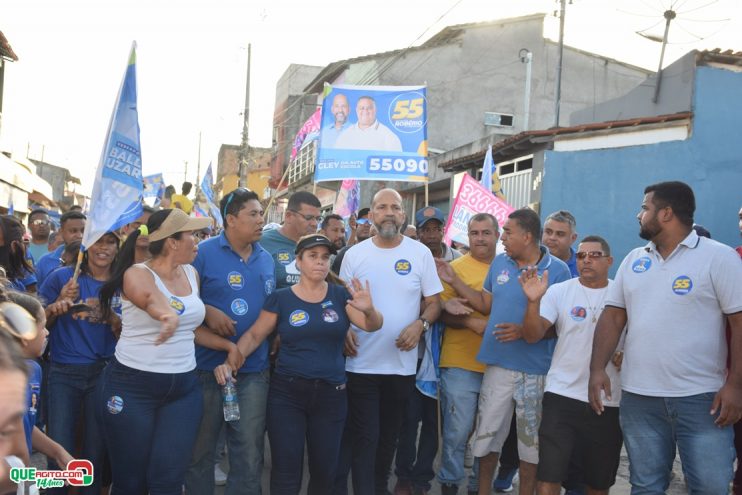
[418,318,431,332]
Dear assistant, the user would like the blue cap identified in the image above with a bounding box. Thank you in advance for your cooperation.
[415,206,445,228]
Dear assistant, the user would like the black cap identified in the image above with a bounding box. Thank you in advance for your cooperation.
[295,234,337,255]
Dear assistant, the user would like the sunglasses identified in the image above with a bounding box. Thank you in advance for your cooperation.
[31,219,50,226]
[0,302,38,342]
[288,209,322,222]
[222,188,251,218]
[576,251,608,260]
[356,218,370,225]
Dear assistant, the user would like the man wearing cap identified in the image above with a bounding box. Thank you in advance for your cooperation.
[186,189,275,495]
[260,191,322,290]
[416,206,461,261]
[334,189,442,495]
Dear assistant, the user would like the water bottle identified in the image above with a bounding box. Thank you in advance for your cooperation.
[222,377,240,422]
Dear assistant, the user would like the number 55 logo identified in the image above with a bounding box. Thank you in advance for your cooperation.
[391,98,424,119]
[388,92,427,134]
[67,460,94,486]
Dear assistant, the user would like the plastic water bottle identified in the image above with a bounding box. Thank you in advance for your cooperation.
[222,377,240,422]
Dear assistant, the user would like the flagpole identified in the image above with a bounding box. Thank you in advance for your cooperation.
[424,182,429,207]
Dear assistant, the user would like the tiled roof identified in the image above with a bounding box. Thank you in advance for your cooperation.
[0,31,18,61]
[441,112,692,171]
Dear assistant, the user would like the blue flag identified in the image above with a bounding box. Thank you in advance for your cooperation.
[143,173,165,205]
[200,163,223,228]
[479,144,506,201]
[82,42,143,250]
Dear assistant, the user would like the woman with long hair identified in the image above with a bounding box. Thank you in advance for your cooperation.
[38,230,120,495]
[0,215,35,292]
[214,234,383,494]
[98,208,210,495]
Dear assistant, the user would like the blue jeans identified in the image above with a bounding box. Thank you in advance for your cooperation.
[185,369,269,495]
[620,391,734,494]
[438,367,482,491]
[47,360,108,495]
[267,373,347,494]
[98,358,202,495]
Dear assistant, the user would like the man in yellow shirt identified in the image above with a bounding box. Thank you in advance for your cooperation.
[437,213,499,495]
[170,182,194,214]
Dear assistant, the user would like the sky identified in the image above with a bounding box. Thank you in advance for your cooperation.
[2,0,740,193]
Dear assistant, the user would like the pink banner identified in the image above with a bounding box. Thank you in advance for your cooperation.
[290,108,321,161]
[443,174,515,247]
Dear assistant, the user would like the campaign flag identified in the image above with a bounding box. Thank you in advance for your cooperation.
[81,42,143,251]
[200,162,223,228]
[290,108,321,161]
[315,83,428,183]
[143,173,165,205]
[332,179,360,218]
[443,174,515,247]
[480,145,506,201]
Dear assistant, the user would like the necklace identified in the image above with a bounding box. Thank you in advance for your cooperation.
[579,281,608,323]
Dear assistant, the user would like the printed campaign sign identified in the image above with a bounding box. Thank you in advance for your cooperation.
[315,83,428,182]
[443,174,515,247]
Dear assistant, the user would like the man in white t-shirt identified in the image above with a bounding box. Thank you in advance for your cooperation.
[334,189,442,495]
[589,181,742,494]
[521,235,622,495]
[334,96,403,152]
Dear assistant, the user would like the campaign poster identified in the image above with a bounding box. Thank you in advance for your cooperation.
[444,174,515,247]
[315,83,428,183]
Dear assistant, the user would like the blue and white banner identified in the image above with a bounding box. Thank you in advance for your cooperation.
[200,162,223,228]
[315,83,428,183]
[82,42,143,250]
[143,173,165,204]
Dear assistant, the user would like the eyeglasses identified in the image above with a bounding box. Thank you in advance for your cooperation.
[0,302,38,342]
[288,209,322,222]
[31,219,50,226]
[576,251,608,260]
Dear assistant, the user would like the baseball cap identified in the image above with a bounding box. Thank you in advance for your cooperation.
[295,234,337,255]
[415,206,445,228]
[148,209,213,242]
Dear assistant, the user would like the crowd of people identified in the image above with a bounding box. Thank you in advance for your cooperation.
[0,180,740,495]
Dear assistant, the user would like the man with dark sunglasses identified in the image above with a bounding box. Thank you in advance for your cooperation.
[26,209,52,263]
[521,236,623,495]
[260,191,321,290]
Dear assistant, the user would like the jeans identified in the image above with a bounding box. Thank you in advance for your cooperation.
[47,360,108,495]
[334,372,416,495]
[98,358,203,495]
[620,391,734,494]
[185,369,269,495]
[267,373,347,494]
[395,386,439,491]
[437,367,482,491]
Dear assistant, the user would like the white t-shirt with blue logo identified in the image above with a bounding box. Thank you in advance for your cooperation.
[341,236,443,375]
[606,231,742,397]
[541,278,621,406]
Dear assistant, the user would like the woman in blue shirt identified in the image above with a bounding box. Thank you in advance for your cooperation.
[38,231,120,495]
[215,234,382,495]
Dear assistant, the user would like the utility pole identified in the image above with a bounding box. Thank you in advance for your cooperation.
[554,0,566,128]
[652,9,676,103]
[238,44,252,188]
[520,49,533,132]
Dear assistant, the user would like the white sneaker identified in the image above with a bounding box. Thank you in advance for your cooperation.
[214,464,228,486]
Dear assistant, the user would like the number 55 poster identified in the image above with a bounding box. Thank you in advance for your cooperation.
[315,83,428,183]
